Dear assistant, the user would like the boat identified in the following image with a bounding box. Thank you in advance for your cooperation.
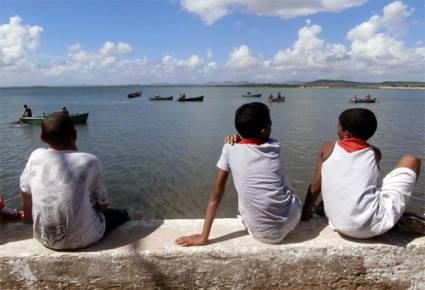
[270,96,285,102]
[177,96,204,102]
[350,97,376,103]
[241,92,261,98]
[149,96,173,101]
[20,113,89,125]
[128,91,142,98]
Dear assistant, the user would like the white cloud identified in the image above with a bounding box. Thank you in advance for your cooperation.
[347,1,421,71]
[0,16,43,66]
[180,0,368,25]
[226,45,262,69]
[1,3,424,86]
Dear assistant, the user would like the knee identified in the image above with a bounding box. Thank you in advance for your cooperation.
[401,154,422,166]
[399,154,422,175]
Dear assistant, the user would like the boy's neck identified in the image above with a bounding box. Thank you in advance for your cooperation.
[337,137,369,153]
[49,144,78,151]
[239,137,265,145]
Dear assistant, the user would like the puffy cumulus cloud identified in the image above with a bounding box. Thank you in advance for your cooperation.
[67,41,133,66]
[180,0,367,25]
[0,16,43,66]
[226,45,263,69]
[1,2,424,86]
[347,1,422,73]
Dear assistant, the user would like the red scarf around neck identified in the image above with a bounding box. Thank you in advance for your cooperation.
[239,138,264,145]
[337,137,369,153]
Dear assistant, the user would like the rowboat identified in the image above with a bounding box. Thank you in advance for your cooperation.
[350,98,376,103]
[270,96,285,102]
[20,113,89,125]
[128,91,142,98]
[149,96,173,101]
[177,96,204,102]
[241,93,261,98]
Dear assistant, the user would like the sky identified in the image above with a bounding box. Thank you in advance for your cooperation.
[0,0,424,86]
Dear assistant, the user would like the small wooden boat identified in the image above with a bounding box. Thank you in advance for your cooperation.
[177,96,204,102]
[270,96,285,102]
[149,96,173,101]
[128,91,142,98]
[241,92,261,98]
[20,113,89,125]
[351,98,376,103]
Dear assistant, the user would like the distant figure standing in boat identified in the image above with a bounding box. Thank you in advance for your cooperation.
[22,105,32,118]
[268,94,273,102]
[277,92,282,99]
[61,107,69,116]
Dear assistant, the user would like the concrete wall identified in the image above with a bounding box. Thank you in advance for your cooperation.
[0,218,424,289]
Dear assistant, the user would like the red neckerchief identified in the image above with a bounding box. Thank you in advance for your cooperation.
[239,138,263,145]
[337,137,369,153]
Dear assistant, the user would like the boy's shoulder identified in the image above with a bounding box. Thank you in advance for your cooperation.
[28,148,99,163]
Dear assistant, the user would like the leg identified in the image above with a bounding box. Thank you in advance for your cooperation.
[395,154,421,178]
[371,158,420,236]
[102,208,130,234]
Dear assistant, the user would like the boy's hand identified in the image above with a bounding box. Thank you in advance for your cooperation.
[224,134,241,145]
[175,234,207,247]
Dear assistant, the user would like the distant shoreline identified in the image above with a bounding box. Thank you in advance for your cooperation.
[1,80,424,90]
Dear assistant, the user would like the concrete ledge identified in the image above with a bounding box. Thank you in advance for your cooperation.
[0,218,424,289]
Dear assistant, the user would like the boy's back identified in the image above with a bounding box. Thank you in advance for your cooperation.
[322,143,380,231]
[20,148,108,249]
[217,139,300,242]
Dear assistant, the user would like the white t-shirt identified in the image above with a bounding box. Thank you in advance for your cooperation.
[217,139,301,241]
[20,148,108,249]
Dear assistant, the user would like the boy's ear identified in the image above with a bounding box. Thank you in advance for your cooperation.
[40,133,48,144]
[344,130,353,138]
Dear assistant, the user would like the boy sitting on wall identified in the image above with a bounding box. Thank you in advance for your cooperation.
[176,102,301,246]
[302,108,423,238]
[20,112,130,249]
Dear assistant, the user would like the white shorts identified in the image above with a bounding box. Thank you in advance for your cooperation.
[337,167,417,239]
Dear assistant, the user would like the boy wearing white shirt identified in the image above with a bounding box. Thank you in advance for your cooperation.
[176,102,301,246]
[20,112,129,249]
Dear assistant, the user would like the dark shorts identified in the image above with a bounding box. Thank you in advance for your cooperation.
[101,208,130,235]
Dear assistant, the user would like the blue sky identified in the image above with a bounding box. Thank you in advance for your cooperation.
[0,0,424,86]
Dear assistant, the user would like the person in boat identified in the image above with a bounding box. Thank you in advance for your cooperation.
[180,93,186,100]
[176,102,301,246]
[268,94,273,102]
[366,94,371,100]
[352,95,357,101]
[22,104,32,118]
[61,107,69,116]
[301,108,423,238]
[277,92,282,99]
[19,112,130,250]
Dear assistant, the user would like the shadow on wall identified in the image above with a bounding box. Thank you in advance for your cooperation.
[0,222,33,245]
[81,219,164,252]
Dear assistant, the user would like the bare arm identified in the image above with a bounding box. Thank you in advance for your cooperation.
[301,141,334,221]
[175,169,229,246]
[21,191,33,223]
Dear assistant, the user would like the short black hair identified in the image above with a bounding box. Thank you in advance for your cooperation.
[339,108,377,140]
[235,102,271,138]
[41,112,75,146]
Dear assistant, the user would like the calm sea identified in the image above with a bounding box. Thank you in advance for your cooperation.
[0,86,424,218]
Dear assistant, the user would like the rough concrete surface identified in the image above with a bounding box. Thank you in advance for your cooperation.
[0,218,424,289]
